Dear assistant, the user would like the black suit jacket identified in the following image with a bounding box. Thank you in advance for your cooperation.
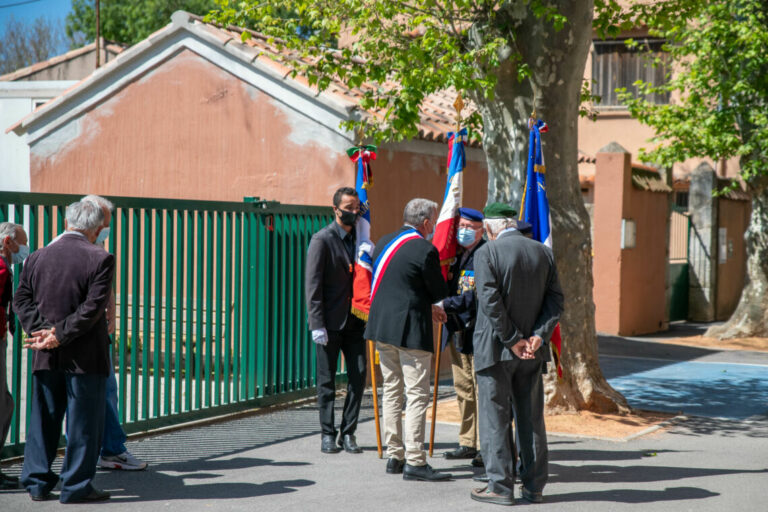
[305,222,357,332]
[472,230,563,372]
[364,226,448,352]
[441,239,485,355]
[13,233,115,375]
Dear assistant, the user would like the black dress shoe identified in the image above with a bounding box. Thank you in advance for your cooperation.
[403,463,451,482]
[444,445,478,459]
[338,434,363,454]
[472,472,489,483]
[470,486,514,506]
[30,491,58,502]
[0,472,20,490]
[386,457,405,474]
[67,488,111,503]
[520,486,543,503]
[471,452,484,467]
[321,434,341,454]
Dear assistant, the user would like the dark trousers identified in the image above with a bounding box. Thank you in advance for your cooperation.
[477,359,548,496]
[316,325,367,437]
[21,370,106,503]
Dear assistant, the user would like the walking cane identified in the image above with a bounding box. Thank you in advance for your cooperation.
[428,323,443,457]
[368,339,383,458]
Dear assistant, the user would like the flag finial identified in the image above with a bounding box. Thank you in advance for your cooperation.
[453,93,464,130]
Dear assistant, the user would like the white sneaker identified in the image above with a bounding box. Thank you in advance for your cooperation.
[98,451,148,471]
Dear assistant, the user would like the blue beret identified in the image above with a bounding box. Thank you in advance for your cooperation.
[458,207,484,221]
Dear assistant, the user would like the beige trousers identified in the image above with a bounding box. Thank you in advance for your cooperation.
[448,342,479,449]
[376,342,432,466]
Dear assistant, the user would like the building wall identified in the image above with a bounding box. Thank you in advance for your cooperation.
[13,47,122,82]
[27,49,487,238]
[618,177,669,334]
[1,81,77,192]
[592,145,670,336]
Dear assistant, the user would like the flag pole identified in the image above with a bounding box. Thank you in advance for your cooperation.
[368,339,383,458]
[429,92,464,457]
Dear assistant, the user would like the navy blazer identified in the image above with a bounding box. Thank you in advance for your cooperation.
[13,233,115,375]
[364,226,448,353]
[441,239,485,355]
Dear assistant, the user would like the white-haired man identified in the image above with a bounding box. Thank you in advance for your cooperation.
[14,200,114,503]
[364,198,450,482]
[80,195,147,471]
[470,202,563,506]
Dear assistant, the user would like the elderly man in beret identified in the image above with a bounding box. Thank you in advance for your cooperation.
[436,207,486,467]
[470,202,563,506]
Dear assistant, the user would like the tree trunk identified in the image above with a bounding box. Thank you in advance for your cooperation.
[471,0,629,413]
[706,175,768,339]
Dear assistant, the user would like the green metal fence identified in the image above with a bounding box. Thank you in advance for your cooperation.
[0,192,333,459]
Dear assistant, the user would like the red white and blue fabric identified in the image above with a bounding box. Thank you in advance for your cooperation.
[521,118,563,378]
[370,229,422,302]
[432,127,467,280]
[351,147,375,320]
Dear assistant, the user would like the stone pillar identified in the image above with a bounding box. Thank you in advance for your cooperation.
[593,142,631,334]
[688,162,718,321]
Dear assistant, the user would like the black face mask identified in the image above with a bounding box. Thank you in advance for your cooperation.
[338,209,359,227]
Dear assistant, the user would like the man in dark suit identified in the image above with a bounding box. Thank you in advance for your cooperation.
[0,222,28,490]
[13,200,114,503]
[364,198,450,482]
[436,207,485,466]
[305,187,367,454]
[470,203,563,506]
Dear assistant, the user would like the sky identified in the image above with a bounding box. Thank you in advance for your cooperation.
[0,0,73,40]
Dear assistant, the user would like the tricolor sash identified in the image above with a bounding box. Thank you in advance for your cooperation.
[370,229,422,302]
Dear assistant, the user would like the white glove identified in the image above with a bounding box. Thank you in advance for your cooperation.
[312,328,329,346]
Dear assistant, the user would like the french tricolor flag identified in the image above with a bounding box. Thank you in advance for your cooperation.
[432,128,468,280]
[350,146,376,321]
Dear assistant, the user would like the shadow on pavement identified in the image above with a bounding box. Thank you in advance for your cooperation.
[550,462,768,484]
[546,486,718,504]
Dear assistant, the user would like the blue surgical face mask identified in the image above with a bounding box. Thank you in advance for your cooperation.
[457,228,477,248]
[95,227,110,245]
[12,244,29,264]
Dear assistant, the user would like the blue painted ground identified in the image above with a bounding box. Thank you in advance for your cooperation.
[602,355,768,419]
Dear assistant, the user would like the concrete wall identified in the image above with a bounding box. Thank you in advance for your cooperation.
[26,49,487,239]
[592,143,670,336]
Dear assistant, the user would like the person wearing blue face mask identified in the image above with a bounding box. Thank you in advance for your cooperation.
[433,207,486,468]
[81,195,147,472]
[0,222,28,490]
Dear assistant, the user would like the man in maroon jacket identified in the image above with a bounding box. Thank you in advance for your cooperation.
[13,200,114,503]
[0,221,28,490]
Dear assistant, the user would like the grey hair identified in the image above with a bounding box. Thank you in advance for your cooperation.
[66,200,105,233]
[0,222,22,241]
[483,218,517,238]
[82,194,115,212]
[403,198,438,226]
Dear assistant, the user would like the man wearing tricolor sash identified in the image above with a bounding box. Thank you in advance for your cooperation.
[364,198,450,482]
[305,187,367,455]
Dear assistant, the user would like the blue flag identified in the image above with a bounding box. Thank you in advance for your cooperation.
[521,119,552,247]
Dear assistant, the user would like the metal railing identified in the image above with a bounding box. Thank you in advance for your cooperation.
[1,192,333,458]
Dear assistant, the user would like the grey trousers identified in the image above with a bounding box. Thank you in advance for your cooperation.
[476,358,548,496]
[1,335,14,454]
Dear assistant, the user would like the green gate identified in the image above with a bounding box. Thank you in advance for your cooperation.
[0,192,333,459]
[668,206,690,321]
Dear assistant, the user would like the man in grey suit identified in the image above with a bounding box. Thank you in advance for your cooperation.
[306,187,367,454]
[470,203,563,506]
